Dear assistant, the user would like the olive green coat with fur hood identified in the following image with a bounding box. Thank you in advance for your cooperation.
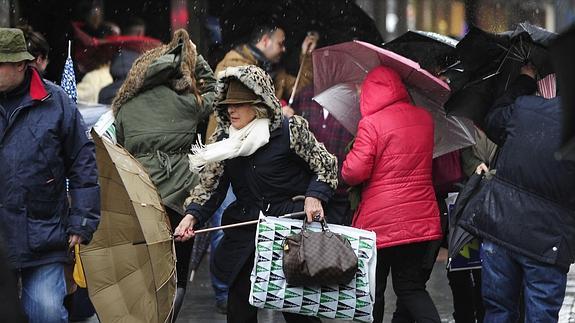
[114,29,216,214]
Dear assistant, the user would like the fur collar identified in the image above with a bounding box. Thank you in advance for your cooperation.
[210,65,283,142]
[112,29,196,114]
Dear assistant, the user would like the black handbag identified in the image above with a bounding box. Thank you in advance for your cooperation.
[282,218,358,286]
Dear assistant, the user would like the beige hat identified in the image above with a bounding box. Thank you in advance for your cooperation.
[218,79,263,106]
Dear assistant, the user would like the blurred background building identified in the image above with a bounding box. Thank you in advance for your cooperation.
[1,0,574,81]
[357,0,575,40]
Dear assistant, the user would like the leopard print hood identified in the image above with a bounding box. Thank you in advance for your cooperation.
[210,65,283,141]
[112,29,197,114]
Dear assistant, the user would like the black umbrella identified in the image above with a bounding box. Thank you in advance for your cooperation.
[216,0,383,73]
[447,172,492,262]
[383,30,459,74]
[445,23,557,125]
[550,25,575,161]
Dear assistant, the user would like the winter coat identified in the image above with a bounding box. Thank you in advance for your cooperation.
[460,127,498,177]
[0,68,100,269]
[205,44,313,141]
[185,65,337,284]
[341,66,442,249]
[77,65,113,104]
[114,30,216,214]
[98,50,140,105]
[459,75,575,269]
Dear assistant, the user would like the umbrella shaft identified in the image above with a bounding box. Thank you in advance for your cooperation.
[194,211,307,234]
[288,58,307,105]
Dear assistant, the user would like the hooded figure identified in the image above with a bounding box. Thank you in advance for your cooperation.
[112,29,216,321]
[342,66,442,323]
[175,65,337,322]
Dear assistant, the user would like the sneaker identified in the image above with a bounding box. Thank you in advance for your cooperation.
[215,300,227,314]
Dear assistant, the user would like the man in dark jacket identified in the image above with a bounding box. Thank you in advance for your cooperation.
[98,49,139,105]
[0,28,100,323]
[460,64,575,322]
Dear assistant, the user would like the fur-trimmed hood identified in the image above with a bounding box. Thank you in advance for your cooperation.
[210,65,283,140]
[112,29,197,114]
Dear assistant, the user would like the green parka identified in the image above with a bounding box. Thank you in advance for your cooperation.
[114,30,216,214]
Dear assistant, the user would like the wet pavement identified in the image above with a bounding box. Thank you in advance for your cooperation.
[177,249,455,323]
[80,249,575,323]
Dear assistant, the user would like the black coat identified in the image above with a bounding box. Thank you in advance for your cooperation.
[460,75,575,269]
[187,118,334,283]
[98,50,140,105]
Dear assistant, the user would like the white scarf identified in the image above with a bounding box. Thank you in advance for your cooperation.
[189,118,270,171]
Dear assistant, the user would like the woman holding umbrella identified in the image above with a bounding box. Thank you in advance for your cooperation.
[175,65,338,322]
[341,65,442,323]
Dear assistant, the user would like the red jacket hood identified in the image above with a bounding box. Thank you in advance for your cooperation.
[360,65,409,117]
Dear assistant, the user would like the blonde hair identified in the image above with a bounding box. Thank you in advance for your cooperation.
[253,104,269,119]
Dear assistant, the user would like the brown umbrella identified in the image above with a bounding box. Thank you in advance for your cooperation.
[80,134,176,323]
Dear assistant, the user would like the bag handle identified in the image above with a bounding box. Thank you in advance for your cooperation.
[302,217,330,232]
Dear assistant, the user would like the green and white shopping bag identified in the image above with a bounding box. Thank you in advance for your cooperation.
[249,216,377,322]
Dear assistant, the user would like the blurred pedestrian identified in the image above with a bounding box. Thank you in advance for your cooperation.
[342,65,442,323]
[80,6,112,38]
[113,29,216,322]
[123,16,146,37]
[292,84,355,225]
[97,50,139,105]
[460,64,575,322]
[76,19,120,104]
[98,17,149,105]
[205,24,317,139]
[76,53,113,104]
[175,65,338,323]
[0,27,101,323]
[19,25,50,74]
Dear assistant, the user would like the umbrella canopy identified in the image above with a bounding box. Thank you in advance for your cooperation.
[445,23,557,124]
[383,30,459,74]
[80,134,176,323]
[550,25,575,161]
[216,0,383,72]
[312,40,475,158]
[447,173,484,261]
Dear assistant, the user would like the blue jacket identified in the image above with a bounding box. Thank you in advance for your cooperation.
[460,75,575,269]
[0,68,100,269]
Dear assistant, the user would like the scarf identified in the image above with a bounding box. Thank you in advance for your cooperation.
[189,118,270,171]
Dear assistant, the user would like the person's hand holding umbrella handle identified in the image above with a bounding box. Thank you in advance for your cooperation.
[304,196,325,223]
[301,31,319,55]
[521,62,537,79]
[69,234,83,249]
[475,162,489,174]
[174,214,198,241]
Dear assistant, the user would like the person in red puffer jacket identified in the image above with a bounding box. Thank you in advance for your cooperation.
[342,65,442,323]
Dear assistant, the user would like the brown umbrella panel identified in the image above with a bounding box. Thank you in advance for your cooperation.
[81,134,176,323]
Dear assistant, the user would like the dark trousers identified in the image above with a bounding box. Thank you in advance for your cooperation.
[227,254,321,323]
[373,242,441,323]
[447,269,484,323]
[167,208,194,289]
